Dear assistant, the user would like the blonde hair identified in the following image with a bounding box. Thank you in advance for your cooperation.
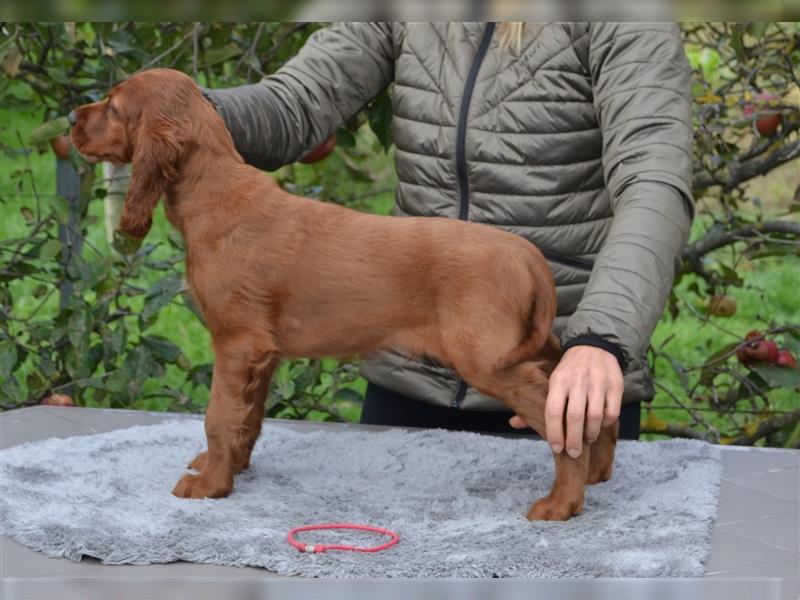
[498,22,525,54]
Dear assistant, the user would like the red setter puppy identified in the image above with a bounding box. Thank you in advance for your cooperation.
[70,68,619,521]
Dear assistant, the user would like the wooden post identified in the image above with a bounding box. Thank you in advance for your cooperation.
[102,162,130,246]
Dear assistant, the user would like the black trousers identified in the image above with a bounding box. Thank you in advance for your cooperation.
[360,382,641,439]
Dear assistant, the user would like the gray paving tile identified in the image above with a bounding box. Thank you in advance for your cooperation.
[0,537,104,577]
[704,530,799,573]
[717,513,800,552]
[722,448,800,479]
[716,481,798,524]
[730,467,800,501]
[69,561,282,578]
[0,406,59,422]
[706,559,800,578]
[54,408,190,434]
[0,416,91,450]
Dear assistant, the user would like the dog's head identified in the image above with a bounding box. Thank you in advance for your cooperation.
[69,68,207,238]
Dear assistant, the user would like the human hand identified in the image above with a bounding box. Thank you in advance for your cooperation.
[509,345,623,457]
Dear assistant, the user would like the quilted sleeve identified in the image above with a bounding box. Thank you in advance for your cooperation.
[203,23,394,170]
[560,23,695,371]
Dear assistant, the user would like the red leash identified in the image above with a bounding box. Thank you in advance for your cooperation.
[287,523,399,554]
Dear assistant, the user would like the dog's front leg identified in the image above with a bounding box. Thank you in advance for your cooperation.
[173,339,277,499]
[527,449,590,521]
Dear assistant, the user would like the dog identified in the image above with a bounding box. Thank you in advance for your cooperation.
[69,68,618,521]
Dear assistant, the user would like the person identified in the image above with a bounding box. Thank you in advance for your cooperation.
[201,22,694,458]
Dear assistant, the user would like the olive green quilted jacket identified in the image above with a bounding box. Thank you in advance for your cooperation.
[205,22,694,409]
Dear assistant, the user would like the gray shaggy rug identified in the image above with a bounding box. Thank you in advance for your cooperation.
[0,419,722,578]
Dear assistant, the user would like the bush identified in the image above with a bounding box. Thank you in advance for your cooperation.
[1,22,798,446]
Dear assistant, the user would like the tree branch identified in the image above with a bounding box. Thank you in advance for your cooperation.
[694,139,800,192]
[641,422,713,441]
[682,220,800,271]
[722,409,800,446]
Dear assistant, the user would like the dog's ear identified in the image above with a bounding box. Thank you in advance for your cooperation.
[118,118,181,239]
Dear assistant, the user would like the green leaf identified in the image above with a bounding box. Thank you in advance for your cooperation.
[0,341,17,378]
[39,239,62,261]
[67,308,91,350]
[48,196,70,223]
[366,89,393,151]
[29,117,69,145]
[141,335,183,363]
[200,43,242,68]
[101,323,126,358]
[122,346,154,399]
[2,45,22,77]
[705,342,739,365]
[752,365,800,390]
[0,376,22,402]
[336,127,356,149]
[319,371,333,389]
[750,22,768,39]
[189,363,213,389]
[730,27,746,62]
[141,272,183,322]
[277,379,296,399]
[112,229,143,255]
[106,30,143,56]
[334,388,363,403]
[26,370,48,393]
[180,289,205,323]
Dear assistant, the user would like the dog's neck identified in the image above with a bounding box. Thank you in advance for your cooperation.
[160,100,245,230]
[162,144,279,244]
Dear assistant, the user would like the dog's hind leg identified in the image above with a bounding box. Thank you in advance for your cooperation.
[462,361,550,437]
[174,336,277,499]
[460,362,588,521]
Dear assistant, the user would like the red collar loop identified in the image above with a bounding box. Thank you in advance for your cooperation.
[287,523,399,554]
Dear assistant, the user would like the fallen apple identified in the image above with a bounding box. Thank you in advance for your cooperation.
[41,393,74,407]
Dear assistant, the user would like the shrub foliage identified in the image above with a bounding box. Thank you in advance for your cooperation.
[0,22,798,446]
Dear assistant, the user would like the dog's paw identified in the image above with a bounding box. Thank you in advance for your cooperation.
[172,472,233,499]
[187,451,208,471]
[526,494,584,521]
[188,451,250,474]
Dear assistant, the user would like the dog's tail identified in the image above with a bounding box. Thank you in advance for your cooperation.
[496,253,559,371]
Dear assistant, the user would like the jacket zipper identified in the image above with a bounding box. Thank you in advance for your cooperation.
[452,22,495,409]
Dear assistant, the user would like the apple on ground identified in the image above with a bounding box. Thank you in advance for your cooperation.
[41,394,74,407]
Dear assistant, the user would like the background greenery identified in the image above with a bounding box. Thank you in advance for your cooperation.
[1,22,798,446]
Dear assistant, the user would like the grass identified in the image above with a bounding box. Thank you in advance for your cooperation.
[1,98,798,442]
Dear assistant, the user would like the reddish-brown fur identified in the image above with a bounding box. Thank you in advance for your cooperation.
[70,68,618,521]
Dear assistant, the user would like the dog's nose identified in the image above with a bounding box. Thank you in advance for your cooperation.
[67,111,77,127]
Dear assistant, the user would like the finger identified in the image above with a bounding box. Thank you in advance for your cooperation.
[565,380,588,459]
[602,377,623,427]
[508,415,527,429]
[584,379,605,444]
[545,376,568,454]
